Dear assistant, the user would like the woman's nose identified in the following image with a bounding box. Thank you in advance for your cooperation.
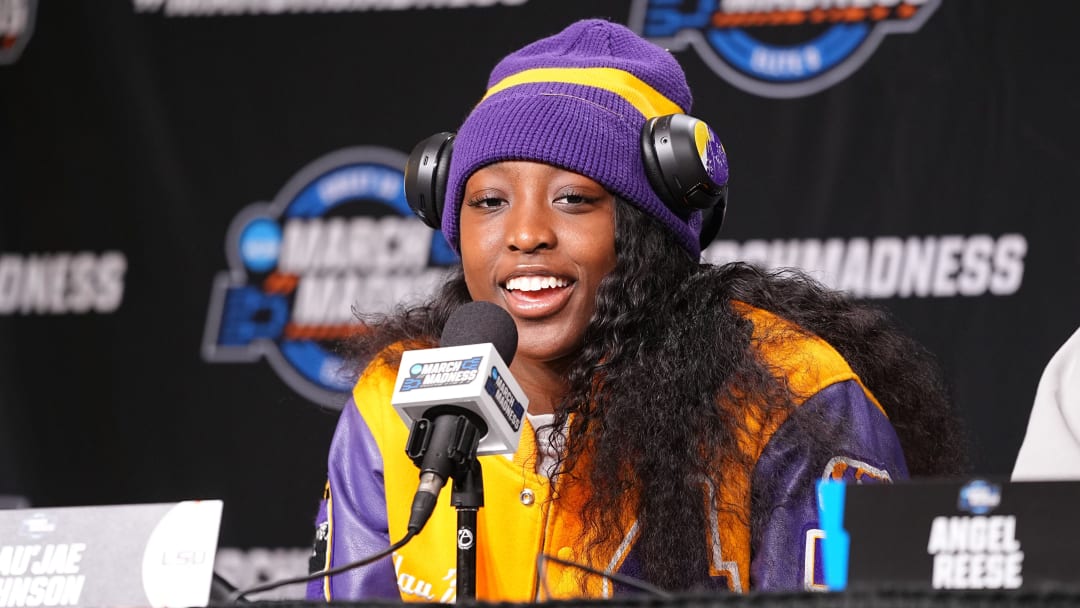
[505,199,556,253]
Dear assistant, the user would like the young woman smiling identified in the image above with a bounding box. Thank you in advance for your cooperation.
[308,19,966,602]
[459,161,617,415]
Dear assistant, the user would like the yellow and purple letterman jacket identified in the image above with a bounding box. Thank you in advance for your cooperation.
[307,306,908,601]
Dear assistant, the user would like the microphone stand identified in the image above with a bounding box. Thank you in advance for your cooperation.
[406,411,487,601]
[451,459,483,600]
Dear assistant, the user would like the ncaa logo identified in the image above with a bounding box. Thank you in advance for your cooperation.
[19,513,55,540]
[629,0,941,98]
[202,147,457,408]
[958,479,1002,516]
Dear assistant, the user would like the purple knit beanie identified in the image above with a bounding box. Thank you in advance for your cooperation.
[442,19,726,258]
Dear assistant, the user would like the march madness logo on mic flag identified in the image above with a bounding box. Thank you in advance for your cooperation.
[629,0,940,98]
[202,147,457,408]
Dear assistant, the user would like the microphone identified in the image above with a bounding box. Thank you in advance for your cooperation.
[390,301,529,533]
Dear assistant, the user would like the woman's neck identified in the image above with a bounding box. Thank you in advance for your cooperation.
[509,357,571,415]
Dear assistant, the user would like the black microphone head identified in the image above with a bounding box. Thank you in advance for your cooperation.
[440,301,519,366]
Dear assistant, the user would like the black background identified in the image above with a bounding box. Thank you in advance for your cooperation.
[2,0,1078,552]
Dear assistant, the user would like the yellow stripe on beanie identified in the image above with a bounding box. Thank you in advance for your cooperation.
[481,67,685,118]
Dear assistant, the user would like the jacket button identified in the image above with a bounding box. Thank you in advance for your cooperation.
[519,488,535,506]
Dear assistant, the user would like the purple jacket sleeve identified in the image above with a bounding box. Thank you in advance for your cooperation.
[306,397,399,601]
[749,380,909,591]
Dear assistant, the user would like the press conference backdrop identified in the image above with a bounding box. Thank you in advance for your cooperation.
[2,0,1078,596]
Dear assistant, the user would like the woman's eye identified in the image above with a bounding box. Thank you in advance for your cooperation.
[555,193,590,205]
[466,197,505,209]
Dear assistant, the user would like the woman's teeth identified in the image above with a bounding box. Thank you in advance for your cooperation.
[505,276,569,292]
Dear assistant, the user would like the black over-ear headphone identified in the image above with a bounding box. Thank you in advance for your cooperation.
[404,113,729,249]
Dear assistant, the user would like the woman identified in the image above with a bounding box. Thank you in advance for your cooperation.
[308,18,965,601]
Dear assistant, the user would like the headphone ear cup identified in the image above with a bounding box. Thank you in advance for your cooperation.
[404,132,455,230]
[640,114,728,213]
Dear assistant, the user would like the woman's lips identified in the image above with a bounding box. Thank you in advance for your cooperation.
[501,276,575,319]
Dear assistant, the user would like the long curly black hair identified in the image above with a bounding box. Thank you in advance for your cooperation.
[347,201,968,592]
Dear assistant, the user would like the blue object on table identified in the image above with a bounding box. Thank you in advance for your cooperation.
[816,479,850,591]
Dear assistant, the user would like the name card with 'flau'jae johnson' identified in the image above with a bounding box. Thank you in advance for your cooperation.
[0,501,222,608]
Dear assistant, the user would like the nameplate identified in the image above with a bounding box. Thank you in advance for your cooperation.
[0,500,222,608]
[845,479,1080,590]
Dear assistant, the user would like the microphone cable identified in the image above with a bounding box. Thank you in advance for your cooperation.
[227,535,665,601]
[535,552,673,600]
[227,530,417,602]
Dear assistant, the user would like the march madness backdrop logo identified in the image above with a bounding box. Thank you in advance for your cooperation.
[629,0,940,98]
[202,147,457,408]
